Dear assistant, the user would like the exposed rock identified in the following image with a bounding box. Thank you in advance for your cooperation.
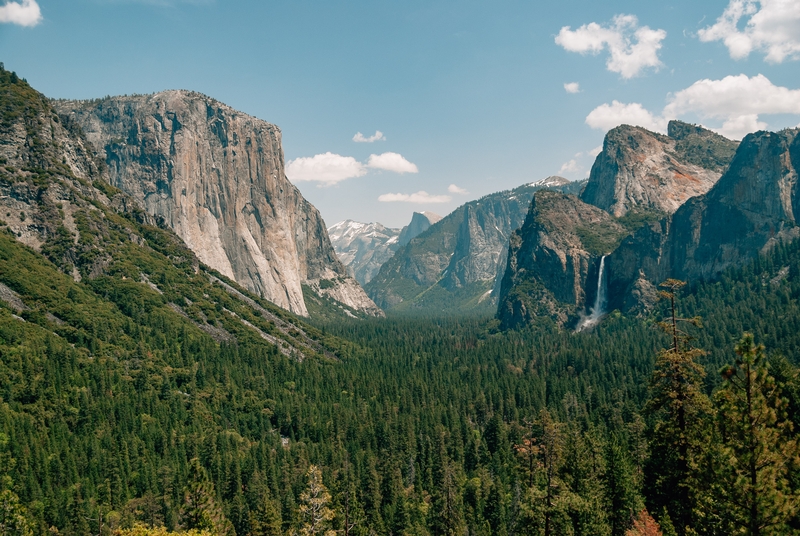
[581,121,737,217]
[54,91,381,317]
[398,211,441,246]
[366,179,587,313]
[328,220,401,285]
[497,191,626,329]
[606,128,800,313]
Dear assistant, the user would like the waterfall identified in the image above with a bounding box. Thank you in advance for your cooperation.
[577,255,607,332]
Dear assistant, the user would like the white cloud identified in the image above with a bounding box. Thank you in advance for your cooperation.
[585,100,667,132]
[664,73,800,119]
[0,0,42,26]
[353,130,386,143]
[378,191,451,204]
[585,73,800,139]
[555,14,667,78]
[367,152,419,174]
[285,152,366,186]
[564,82,581,94]
[558,159,581,174]
[589,145,604,157]
[448,184,469,195]
[699,0,800,63]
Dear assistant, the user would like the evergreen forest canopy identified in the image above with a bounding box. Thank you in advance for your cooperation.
[0,65,799,536]
[2,205,800,536]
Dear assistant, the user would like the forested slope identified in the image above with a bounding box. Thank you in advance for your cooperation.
[1,64,799,536]
[2,226,800,534]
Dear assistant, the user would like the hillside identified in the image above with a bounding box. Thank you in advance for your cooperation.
[53,91,381,318]
[365,177,586,315]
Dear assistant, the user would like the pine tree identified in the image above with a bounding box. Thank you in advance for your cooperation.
[537,409,566,536]
[431,432,465,536]
[295,465,336,536]
[180,459,234,536]
[645,280,711,536]
[249,486,283,536]
[0,489,33,536]
[712,334,800,535]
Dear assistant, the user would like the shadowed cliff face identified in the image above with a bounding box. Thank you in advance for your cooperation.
[398,211,441,247]
[54,91,382,317]
[606,128,800,313]
[581,121,737,217]
[365,178,586,314]
[497,191,626,328]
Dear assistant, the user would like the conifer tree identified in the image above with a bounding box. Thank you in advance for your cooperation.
[645,280,711,536]
[295,465,336,536]
[180,459,234,536]
[248,486,282,536]
[431,432,465,536]
[0,489,33,536]
[712,334,800,535]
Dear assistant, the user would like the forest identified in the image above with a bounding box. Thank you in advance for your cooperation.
[1,211,799,536]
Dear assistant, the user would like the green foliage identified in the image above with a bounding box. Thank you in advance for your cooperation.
[616,207,665,235]
[575,222,628,256]
[710,334,800,535]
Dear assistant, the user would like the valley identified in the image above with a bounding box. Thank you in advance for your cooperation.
[1,62,799,536]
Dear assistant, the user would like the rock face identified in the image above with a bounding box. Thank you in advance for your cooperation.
[365,178,586,313]
[497,191,627,328]
[606,128,800,313]
[398,211,441,247]
[581,121,737,217]
[0,68,113,264]
[54,91,381,317]
[328,220,401,285]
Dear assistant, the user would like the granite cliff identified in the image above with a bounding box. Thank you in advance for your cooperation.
[54,91,381,317]
[605,128,800,313]
[0,66,341,355]
[398,211,441,247]
[581,121,737,216]
[365,177,586,314]
[497,122,739,328]
[497,191,626,328]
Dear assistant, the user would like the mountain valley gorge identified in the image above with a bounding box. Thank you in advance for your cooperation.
[2,65,800,536]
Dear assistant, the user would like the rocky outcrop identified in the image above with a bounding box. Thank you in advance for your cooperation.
[54,91,381,317]
[497,191,627,328]
[398,211,441,247]
[328,220,401,285]
[365,178,587,313]
[606,128,800,313]
[581,121,737,217]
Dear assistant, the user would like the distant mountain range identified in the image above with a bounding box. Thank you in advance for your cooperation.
[362,177,586,314]
[328,211,440,286]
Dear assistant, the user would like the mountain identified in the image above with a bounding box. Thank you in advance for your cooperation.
[0,65,337,360]
[53,91,381,318]
[581,121,737,216]
[497,191,627,328]
[398,211,442,246]
[605,127,800,314]
[365,177,586,314]
[328,220,401,285]
[496,122,739,328]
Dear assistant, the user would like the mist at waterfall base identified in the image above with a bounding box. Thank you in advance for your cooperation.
[577,256,607,332]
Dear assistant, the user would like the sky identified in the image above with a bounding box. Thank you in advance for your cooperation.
[2,0,800,228]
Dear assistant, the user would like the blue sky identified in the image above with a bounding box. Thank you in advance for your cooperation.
[2,0,800,227]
